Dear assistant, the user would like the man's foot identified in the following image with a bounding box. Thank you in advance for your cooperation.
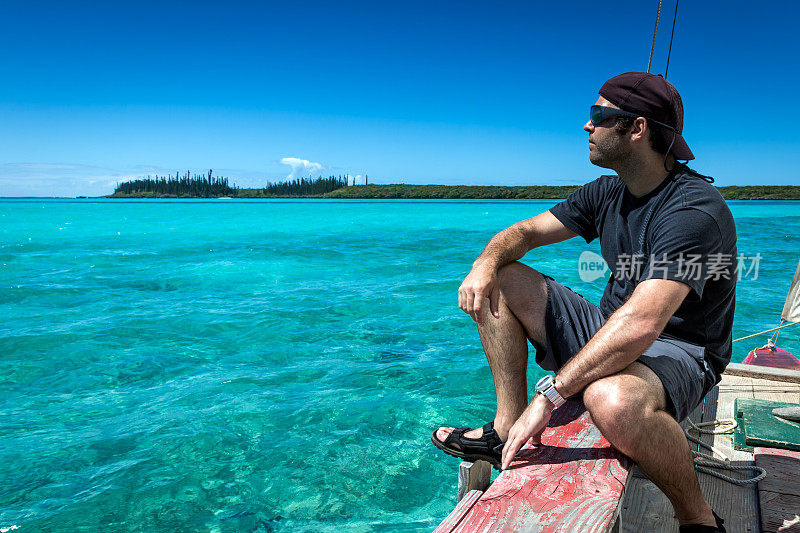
[435,420,510,443]
[431,422,506,470]
[679,510,725,532]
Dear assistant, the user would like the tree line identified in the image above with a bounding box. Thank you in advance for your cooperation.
[324,184,582,199]
[109,175,800,200]
[262,176,350,196]
[716,186,800,200]
[325,184,800,200]
[113,170,235,197]
[111,173,352,198]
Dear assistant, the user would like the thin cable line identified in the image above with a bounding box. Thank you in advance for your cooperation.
[665,0,680,79]
[647,0,663,73]
[732,321,800,343]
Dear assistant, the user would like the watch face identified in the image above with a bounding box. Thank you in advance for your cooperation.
[535,375,552,390]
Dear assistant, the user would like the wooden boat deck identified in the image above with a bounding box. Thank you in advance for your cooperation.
[620,363,800,532]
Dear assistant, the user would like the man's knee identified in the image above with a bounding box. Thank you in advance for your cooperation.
[583,367,665,448]
[496,262,546,310]
[584,378,635,437]
[492,262,548,343]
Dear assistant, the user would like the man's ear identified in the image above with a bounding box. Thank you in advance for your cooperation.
[630,117,648,142]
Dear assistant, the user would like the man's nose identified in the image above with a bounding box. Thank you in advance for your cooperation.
[583,120,594,133]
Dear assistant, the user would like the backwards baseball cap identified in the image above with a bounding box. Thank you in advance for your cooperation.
[599,72,694,161]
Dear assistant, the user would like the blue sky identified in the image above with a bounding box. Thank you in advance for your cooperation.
[1,1,798,196]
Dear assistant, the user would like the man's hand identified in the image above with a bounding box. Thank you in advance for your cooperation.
[458,261,500,326]
[501,393,554,470]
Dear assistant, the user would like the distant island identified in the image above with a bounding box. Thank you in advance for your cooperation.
[325,185,800,200]
[106,171,800,200]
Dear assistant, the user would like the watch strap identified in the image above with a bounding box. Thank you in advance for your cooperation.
[536,375,566,408]
[542,383,566,408]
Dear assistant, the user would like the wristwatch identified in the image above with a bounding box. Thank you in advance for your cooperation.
[535,375,566,409]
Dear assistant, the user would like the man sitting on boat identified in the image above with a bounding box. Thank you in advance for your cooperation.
[432,72,735,532]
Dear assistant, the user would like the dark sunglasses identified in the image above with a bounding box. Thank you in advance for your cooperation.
[590,105,639,125]
[589,105,676,131]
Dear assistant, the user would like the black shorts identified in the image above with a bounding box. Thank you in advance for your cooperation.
[533,275,717,421]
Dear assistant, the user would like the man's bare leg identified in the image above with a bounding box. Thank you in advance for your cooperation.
[435,263,716,527]
[583,362,717,527]
[436,262,547,442]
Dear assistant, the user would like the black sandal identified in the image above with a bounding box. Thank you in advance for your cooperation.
[678,510,726,532]
[431,422,505,470]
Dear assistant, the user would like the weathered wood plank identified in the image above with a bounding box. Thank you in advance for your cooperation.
[755,447,800,533]
[697,467,760,533]
[725,363,800,384]
[701,376,760,533]
[719,374,755,405]
[458,461,491,502]
[716,375,757,462]
[434,490,484,533]
[620,474,676,533]
[757,491,800,532]
[751,375,800,404]
[449,400,631,533]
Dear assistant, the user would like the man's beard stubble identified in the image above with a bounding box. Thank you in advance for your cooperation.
[589,132,631,170]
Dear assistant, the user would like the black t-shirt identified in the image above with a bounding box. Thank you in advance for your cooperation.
[549,168,737,379]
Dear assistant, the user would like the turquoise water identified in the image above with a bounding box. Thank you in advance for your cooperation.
[1,199,798,532]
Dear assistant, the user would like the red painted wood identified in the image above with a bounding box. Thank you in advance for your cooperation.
[443,400,632,533]
[434,490,484,533]
[743,346,800,369]
[755,447,800,462]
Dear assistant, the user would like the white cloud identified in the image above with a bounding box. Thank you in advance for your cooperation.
[279,157,325,180]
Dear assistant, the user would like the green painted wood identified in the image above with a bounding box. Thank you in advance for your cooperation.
[733,398,800,452]
[732,404,750,451]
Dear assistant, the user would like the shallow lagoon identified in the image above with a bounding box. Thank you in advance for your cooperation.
[1,199,797,531]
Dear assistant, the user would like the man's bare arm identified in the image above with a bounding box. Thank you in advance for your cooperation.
[472,211,577,270]
[554,278,691,397]
[459,211,576,324]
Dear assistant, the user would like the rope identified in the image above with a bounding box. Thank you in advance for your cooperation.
[693,454,767,486]
[664,0,679,79]
[732,321,800,343]
[647,0,663,73]
[684,417,767,486]
[685,417,737,461]
[770,319,785,346]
